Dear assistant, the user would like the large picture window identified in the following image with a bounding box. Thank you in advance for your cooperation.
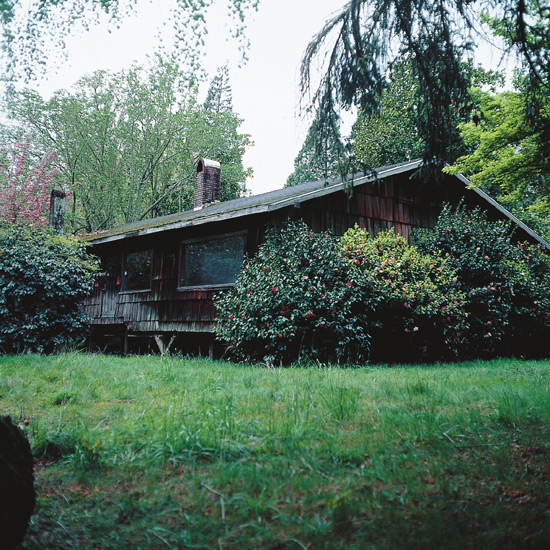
[122,249,153,291]
[179,232,246,289]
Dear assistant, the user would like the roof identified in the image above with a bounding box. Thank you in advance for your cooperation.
[84,158,550,250]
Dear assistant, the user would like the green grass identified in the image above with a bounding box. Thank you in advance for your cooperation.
[1,353,550,549]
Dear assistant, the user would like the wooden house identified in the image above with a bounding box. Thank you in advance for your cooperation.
[82,158,550,355]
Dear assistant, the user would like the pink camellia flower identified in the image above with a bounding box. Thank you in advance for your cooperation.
[445,253,450,257]
[476,247,480,251]
[355,259,360,265]
[413,326,419,332]
[347,281,352,286]
[484,255,489,259]
[272,286,276,292]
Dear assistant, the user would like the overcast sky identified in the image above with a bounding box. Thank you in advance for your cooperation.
[32,0,349,196]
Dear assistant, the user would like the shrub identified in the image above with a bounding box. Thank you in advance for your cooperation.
[340,227,467,362]
[214,221,371,364]
[0,225,101,353]
[414,203,550,358]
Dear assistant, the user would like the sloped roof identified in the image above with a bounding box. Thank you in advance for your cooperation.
[84,158,550,250]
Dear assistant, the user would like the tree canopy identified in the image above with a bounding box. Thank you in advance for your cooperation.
[286,109,345,187]
[300,0,550,171]
[445,74,550,239]
[4,59,252,233]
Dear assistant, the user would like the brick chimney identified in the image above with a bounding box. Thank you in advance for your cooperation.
[194,158,220,210]
[49,189,66,234]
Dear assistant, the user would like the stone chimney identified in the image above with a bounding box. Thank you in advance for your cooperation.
[49,190,66,234]
[194,158,220,210]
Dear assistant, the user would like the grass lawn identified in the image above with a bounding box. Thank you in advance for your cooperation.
[1,354,550,549]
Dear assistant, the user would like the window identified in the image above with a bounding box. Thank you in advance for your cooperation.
[122,249,153,291]
[179,232,246,289]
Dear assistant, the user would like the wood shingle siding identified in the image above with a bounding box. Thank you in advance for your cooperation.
[82,159,550,354]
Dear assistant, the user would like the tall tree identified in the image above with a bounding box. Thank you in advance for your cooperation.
[300,1,550,173]
[352,58,424,169]
[286,109,345,186]
[204,64,233,114]
[5,59,252,233]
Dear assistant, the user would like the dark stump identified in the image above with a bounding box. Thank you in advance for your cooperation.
[0,416,36,550]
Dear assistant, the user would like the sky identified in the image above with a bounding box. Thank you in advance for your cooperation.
[32,0,350,196]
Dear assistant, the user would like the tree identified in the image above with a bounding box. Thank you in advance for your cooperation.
[352,56,504,169]
[445,77,550,240]
[352,58,424,168]
[0,137,58,229]
[0,0,259,80]
[5,59,252,233]
[300,1,550,173]
[286,109,345,186]
[204,64,233,114]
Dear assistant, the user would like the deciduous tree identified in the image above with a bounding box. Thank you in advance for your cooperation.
[5,60,252,232]
[0,137,58,229]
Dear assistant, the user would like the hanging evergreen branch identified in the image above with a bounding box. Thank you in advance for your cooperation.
[300,0,550,171]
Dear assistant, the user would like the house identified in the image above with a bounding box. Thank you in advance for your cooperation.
[82,158,550,355]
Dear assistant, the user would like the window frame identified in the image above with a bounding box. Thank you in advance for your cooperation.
[177,230,247,291]
[120,248,154,293]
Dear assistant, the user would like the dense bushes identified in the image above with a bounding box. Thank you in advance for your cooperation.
[0,226,100,353]
[216,208,550,364]
[340,227,467,362]
[414,204,550,358]
[215,222,371,364]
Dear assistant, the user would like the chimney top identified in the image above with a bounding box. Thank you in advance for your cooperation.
[194,158,221,211]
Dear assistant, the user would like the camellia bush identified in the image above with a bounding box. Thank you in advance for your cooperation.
[0,225,101,354]
[414,203,550,358]
[215,221,372,364]
[340,227,467,362]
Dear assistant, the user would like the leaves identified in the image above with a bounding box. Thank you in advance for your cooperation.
[5,59,252,233]
[0,226,101,354]
[214,221,371,364]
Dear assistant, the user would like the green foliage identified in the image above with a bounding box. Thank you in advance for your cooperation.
[414,203,550,358]
[286,109,345,187]
[340,227,467,361]
[214,221,371,364]
[301,1,550,173]
[0,226,101,353]
[352,58,425,168]
[0,0,259,80]
[5,59,252,233]
[204,63,233,114]
[445,80,550,240]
